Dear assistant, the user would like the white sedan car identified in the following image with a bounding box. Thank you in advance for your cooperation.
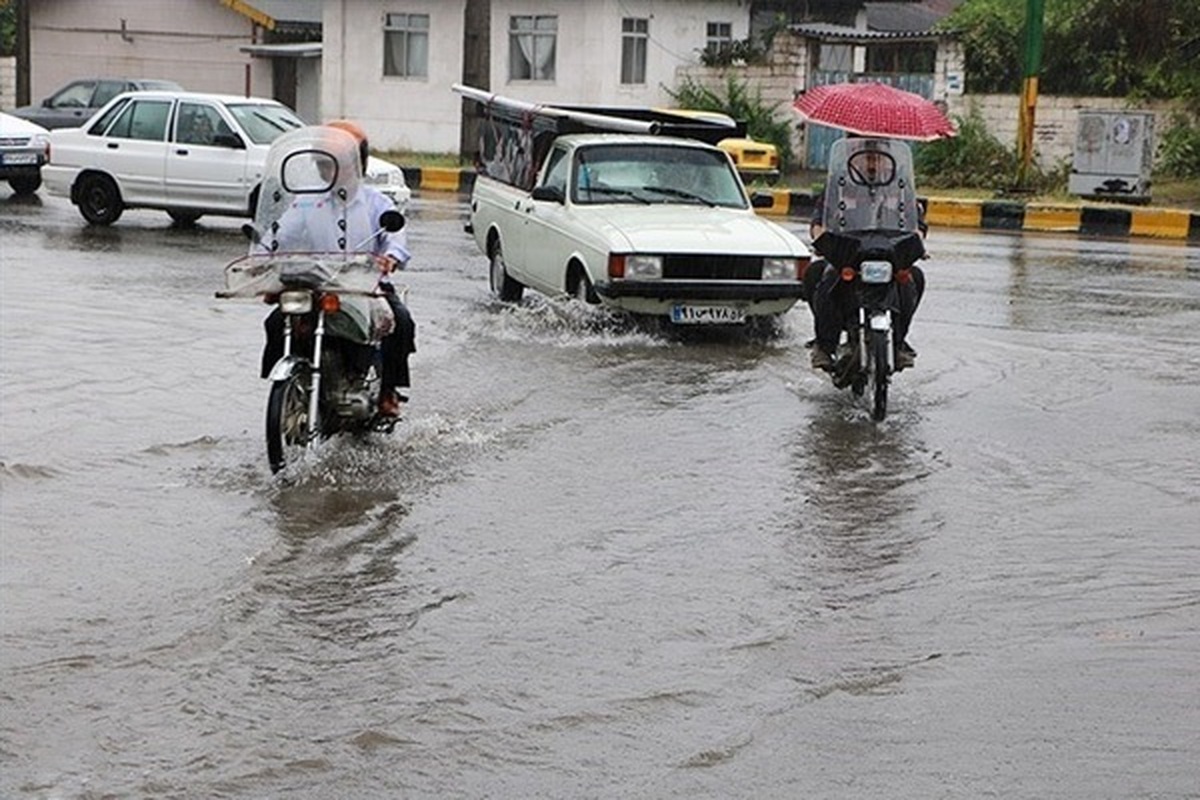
[43,90,409,225]
[365,155,411,210]
[0,111,50,195]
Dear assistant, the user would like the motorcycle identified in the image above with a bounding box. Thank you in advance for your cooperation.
[810,137,926,421]
[218,126,406,473]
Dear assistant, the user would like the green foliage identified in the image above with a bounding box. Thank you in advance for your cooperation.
[1157,114,1200,178]
[0,0,15,57]
[698,38,767,67]
[667,76,796,172]
[941,0,1200,104]
[915,103,1066,193]
[915,105,1016,188]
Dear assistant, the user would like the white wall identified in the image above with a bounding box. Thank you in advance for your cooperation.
[488,0,748,107]
[323,0,467,153]
[27,0,273,101]
[320,0,749,154]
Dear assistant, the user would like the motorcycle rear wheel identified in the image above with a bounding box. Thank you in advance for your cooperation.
[869,329,890,421]
[266,374,311,473]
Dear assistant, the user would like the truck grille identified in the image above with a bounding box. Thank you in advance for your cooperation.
[662,255,763,280]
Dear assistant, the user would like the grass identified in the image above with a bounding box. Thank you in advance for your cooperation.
[383,151,1200,211]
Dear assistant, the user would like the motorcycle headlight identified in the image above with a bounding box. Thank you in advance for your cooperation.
[860,260,893,284]
[625,255,663,280]
[279,290,314,314]
[762,257,798,281]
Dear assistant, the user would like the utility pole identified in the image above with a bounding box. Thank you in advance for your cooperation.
[16,0,30,105]
[1016,0,1045,188]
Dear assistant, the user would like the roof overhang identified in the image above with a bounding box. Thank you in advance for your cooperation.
[240,42,323,59]
[789,23,956,44]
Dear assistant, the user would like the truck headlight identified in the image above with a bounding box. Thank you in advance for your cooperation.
[762,257,799,281]
[625,255,662,280]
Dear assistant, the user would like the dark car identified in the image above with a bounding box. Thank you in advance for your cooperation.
[8,78,183,129]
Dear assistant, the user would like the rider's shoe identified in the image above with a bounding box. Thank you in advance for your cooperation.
[378,390,407,418]
[895,341,917,371]
[810,347,835,372]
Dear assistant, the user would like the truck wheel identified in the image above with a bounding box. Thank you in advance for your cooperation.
[490,241,524,302]
[570,267,599,305]
[77,174,123,225]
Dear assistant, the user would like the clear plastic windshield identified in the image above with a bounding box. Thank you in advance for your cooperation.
[223,126,378,298]
[821,138,919,234]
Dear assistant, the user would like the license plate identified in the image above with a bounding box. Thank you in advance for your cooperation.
[0,152,39,166]
[670,304,746,324]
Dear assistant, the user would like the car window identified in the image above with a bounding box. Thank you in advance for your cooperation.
[225,103,304,145]
[49,81,96,109]
[542,147,569,194]
[88,97,131,135]
[175,102,235,146]
[105,99,172,141]
[92,81,128,108]
[573,144,747,208]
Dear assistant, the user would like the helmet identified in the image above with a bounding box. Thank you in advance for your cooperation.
[327,119,369,171]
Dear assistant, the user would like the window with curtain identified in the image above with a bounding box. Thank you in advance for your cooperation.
[509,15,557,81]
[620,18,648,85]
[384,13,430,78]
[705,21,732,59]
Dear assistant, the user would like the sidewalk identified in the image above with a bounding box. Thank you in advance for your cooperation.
[400,166,1200,243]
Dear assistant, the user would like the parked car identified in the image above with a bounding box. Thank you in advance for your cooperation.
[43,90,307,225]
[659,109,781,185]
[364,155,412,210]
[9,78,183,129]
[0,111,50,195]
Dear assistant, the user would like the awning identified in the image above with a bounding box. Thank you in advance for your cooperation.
[240,42,323,58]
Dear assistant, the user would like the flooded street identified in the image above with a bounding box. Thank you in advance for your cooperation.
[2,192,1199,798]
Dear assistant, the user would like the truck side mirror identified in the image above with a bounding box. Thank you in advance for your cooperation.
[750,191,775,209]
[531,185,564,204]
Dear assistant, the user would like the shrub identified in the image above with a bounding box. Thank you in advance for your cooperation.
[1157,114,1200,179]
[667,76,796,172]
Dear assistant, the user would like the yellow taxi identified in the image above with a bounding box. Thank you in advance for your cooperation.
[659,108,781,185]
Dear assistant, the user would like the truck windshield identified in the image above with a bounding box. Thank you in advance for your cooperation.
[572,144,747,208]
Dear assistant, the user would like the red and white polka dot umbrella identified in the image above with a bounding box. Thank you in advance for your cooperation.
[794,82,957,141]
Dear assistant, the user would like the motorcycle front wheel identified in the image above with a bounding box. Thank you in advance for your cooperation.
[869,329,890,421]
[266,374,311,473]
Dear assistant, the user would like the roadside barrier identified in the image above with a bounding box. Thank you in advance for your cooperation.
[405,168,1200,243]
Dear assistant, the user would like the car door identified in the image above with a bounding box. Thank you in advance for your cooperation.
[515,144,573,289]
[164,101,249,211]
[96,97,172,203]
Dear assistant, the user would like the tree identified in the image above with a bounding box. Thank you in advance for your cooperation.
[941,0,1200,106]
[0,0,15,57]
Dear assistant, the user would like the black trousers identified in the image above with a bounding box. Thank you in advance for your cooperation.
[807,260,925,355]
[260,296,416,393]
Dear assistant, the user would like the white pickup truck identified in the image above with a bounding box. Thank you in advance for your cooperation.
[460,88,811,325]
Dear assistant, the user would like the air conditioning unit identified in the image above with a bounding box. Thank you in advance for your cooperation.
[1068,110,1155,204]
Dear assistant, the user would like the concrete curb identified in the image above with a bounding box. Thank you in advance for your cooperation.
[401,167,1200,243]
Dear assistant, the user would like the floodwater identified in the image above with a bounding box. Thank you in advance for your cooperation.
[2,192,1199,799]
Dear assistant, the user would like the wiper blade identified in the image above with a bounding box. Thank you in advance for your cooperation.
[640,185,715,206]
[580,185,650,204]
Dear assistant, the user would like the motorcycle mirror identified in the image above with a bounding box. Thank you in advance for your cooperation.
[241,223,261,244]
[379,209,405,232]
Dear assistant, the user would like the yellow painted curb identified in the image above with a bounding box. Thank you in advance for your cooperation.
[420,167,462,192]
[924,198,983,229]
[1130,208,1192,239]
[1024,204,1083,232]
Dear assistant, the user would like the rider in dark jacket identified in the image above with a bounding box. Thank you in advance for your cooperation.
[803,192,927,372]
